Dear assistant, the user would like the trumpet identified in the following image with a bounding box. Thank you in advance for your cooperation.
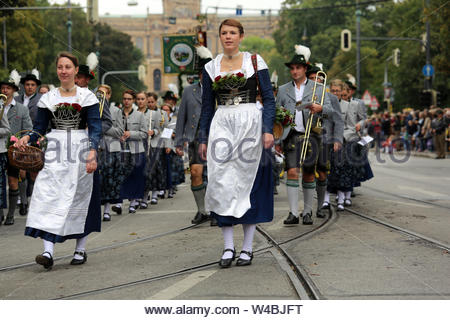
[299,71,327,167]
[96,90,106,118]
[0,93,7,122]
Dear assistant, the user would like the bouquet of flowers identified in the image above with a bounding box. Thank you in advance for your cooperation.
[212,72,246,91]
[273,106,296,140]
[55,102,82,112]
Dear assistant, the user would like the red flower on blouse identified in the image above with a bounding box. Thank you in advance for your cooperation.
[236,72,244,78]
[72,103,82,112]
[214,75,222,82]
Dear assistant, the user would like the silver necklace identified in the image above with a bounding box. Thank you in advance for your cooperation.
[224,51,241,71]
[60,85,76,93]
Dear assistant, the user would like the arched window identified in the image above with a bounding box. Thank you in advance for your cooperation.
[153,37,161,57]
[135,37,143,52]
[153,69,161,92]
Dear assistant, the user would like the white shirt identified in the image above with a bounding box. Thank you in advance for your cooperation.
[4,98,16,116]
[294,79,307,133]
[23,94,32,107]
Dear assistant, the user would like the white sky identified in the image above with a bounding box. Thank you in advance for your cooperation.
[49,1,283,16]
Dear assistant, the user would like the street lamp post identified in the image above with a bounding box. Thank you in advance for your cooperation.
[67,0,72,52]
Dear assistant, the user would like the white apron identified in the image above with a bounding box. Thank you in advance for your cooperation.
[205,103,262,218]
[26,130,93,236]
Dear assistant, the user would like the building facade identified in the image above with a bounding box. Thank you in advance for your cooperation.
[100,0,278,93]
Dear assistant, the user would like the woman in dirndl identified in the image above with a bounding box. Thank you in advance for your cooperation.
[199,19,276,268]
[0,110,10,222]
[145,92,167,205]
[98,85,126,222]
[15,52,102,269]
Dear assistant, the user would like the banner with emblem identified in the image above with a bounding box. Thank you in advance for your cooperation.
[162,34,197,74]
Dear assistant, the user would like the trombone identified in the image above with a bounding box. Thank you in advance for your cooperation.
[0,94,7,122]
[299,71,327,167]
[96,90,106,118]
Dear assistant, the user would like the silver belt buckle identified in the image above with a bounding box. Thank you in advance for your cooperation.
[226,98,233,106]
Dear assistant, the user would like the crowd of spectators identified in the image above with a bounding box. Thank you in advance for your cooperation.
[366,106,450,159]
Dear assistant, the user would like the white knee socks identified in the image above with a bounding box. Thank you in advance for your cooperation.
[43,240,54,258]
[221,226,234,259]
[241,224,256,260]
[74,236,88,260]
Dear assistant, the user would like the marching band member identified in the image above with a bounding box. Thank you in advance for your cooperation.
[199,19,275,267]
[0,102,11,224]
[175,46,215,225]
[1,71,33,226]
[306,67,344,219]
[16,52,102,269]
[276,45,332,225]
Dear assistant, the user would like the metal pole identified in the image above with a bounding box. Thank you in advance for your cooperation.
[2,19,6,69]
[425,0,431,91]
[67,0,72,52]
[356,2,361,97]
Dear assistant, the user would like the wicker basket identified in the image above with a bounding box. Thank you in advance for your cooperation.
[8,130,46,172]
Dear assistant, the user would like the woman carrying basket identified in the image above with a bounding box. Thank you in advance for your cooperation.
[14,52,102,269]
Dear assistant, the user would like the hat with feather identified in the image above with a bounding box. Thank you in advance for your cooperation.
[0,69,21,91]
[306,62,324,76]
[20,68,42,86]
[285,44,311,68]
[78,52,98,79]
[345,74,357,90]
[195,45,213,72]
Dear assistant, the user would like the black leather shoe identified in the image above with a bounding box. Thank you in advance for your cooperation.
[302,212,313,225]
[210,216,218,227]
[128,205,137,214]
[112,205,122,215]
[316,207,327,218]
[70,251,87,265]
[191,212,208,225]
[139,201,148,209]
[35,252,53,269]
[19,203,28,216]
[4,216,14,225]
[236,250,253,266]
[322,202,330,209]
[103,213,111,221]
[283,212,299,225]
[219,248,235,268]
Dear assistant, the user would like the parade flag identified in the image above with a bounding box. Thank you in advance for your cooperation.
[162,34,197,74]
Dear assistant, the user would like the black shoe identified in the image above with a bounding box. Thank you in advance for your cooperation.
[219,248,235,268]
[19,203,28,216]
[302,212,313,225]
[112,205,122,215]
[4,216,14,225]
[316,207,327,218]
[139,201,148,209]
[337,203,345,211]
[103,213,111,221]
[274,187,278,195]
[344,199,352,207]
[150,198,158,205]
[158,193,165,199]
[167,192,174,199]
[210,216,218,227]
[191,212,208,225]
[283,212,299,225]
[236,250,253,266]
[70,251,87,265]
[35,252,53,269]
[322,202,330,209]
[129,206,137,214]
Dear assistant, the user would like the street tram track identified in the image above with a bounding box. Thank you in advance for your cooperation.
[53,212,335,300]
[362,185,450,210]
[342,205,450,252]
[0,223,201,272]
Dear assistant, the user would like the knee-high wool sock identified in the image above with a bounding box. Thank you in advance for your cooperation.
[286,179,299,217]
[19,179,28,205]
[302,180,316,214]
[316,179,327,209]
[241,224,256,260]
[43,240,55,258]
[221,226,234,259]
[191,183,206,214]
[7,189,19,218]
[74,236,88,260]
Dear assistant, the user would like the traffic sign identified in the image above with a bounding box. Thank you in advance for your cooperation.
[370,95,380,110]
[362,90,371,105]
[422,64,434,77]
